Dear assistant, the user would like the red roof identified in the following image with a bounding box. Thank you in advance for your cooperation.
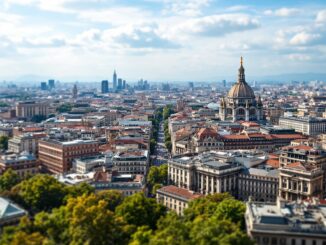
[158,185,203,200]
[196,128,218,140]
[266,159,279,169]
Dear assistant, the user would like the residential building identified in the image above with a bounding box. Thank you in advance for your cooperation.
[279,116,326,136]
[238,168,279,203]
[38,139,99,174]
[112,150,149,175]
[8,133,47,156]
[279,163,323,201]
[156,185,203,215]
[245,199,326,245]
[16,101,49,120]
[0,152,39,178]
[168,152,242,196]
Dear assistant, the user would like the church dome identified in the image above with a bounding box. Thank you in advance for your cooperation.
[227,57,255,99]
[228,81,255,98]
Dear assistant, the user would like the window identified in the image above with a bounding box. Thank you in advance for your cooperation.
[301,240,305,245]
[292,239,296,245]
[271,237,277,245]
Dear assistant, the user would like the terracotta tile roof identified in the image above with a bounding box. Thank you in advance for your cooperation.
[283,145,313,151]
[241,121,260,127]
[196,128,218,140]
[158,185,203,200]
[285,162,307,171]
[266,159,280,169]
[223,134,249,140]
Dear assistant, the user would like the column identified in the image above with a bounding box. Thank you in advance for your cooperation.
[245,109,249,121]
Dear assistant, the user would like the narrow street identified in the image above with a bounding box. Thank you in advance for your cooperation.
[151,122,169,166]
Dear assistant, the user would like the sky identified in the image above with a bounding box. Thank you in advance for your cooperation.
[0,0,326,82]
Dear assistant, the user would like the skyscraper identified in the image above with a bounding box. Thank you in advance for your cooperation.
[122,80,126,89]
[48,79,55,90]
[223,80,226,88]
[40,82,47,90]
[113,70,117,91]
[73,84,78,99]
[118,78,122,90]
[101,80,109,93]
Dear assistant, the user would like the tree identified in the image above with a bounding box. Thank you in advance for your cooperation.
[184,193,233,221]
[147,164,168,187]
[0,169,20,192]
[190,217,253,245]
[13,174,67,212]
[64,182,95,201]
[95,190,124,211]
[129,226,153,245]
[214,199,246,229]
[115,193,166,229]
[0,135,9,150]
[149,212,189,245]
[56,103,73,113]
[67,194,128,245]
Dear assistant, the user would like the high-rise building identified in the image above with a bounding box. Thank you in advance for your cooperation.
[113,70,117,91]
[122,80,126,89]
[101,80,109,93]
[189,82,194,90]
[222,80,226,87]
[40,82,47,90]
[73,84,78,99]
[118,78,122,90]
[48,79,55,89]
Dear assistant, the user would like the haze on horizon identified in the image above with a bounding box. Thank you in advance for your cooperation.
[0,0,326,82]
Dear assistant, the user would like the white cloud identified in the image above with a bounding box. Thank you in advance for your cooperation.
[287,53,311,61]
[316,10,326,23]
[264,8,300,17]
[78,7,151,26]
[172,14,259,37]
[289,31,321,45]
[163,0,210,17]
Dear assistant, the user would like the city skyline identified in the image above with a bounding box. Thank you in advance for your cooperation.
[0,0,326,81]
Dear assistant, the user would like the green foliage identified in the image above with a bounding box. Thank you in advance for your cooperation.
[56,103,73,113]
[163,105,174,120]
[116,193,166,229]
[66,194,128,245]
[149,212,189,245]
[129,226,153,245]
[214,198,246,229]
[0,101,9,107]
[0,176,252,245]
[64,182,95,201]
[12,175,67,212]
[147,165,168,188]
[0,169,20,192]
[95,190,124,211]
[184,193,233,221]
[0,135,9,150]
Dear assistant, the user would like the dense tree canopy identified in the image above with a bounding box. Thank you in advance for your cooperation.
[11,175,68,212]
[0,169,20,192]
[115,193,166,230]
[0,178,253,245]
[147,164,168,188]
